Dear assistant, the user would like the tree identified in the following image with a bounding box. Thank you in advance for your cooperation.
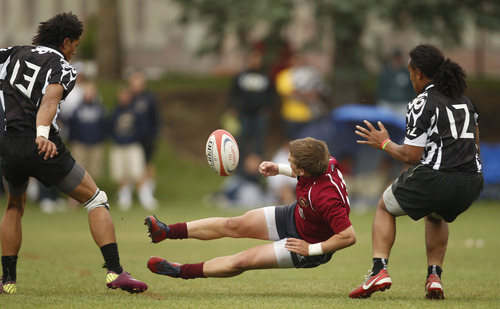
[173,0,500,105]
[96,0,122,79]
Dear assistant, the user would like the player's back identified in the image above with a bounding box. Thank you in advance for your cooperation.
[1,45,76,134]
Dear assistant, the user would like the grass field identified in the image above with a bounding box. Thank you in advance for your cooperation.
[1,142,499,308]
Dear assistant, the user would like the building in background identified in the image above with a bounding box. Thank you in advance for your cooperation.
[1,0,499,78]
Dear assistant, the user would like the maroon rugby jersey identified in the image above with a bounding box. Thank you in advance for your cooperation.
[294,157,351,244]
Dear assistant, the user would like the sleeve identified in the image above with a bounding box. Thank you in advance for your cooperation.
[0,47,13,76]
[404,94,431,147]
[49,58,78,99]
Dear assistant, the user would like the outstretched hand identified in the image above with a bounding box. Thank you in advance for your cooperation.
[259,161,278,177]
[355,120,390,149]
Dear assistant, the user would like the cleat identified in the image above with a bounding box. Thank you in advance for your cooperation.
[425,274,445,300]
[147,257,181,278]
[0,277,17,294]
[349,269,392,299]
[106,270,148,294]
[144,215,170,243]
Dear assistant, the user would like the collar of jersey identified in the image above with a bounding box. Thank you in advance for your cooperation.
[37,45,66,60]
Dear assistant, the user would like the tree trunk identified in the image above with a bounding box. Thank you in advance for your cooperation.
[97,0,122,79]
[330,9,366,107]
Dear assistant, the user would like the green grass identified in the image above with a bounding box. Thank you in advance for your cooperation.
[1,140,499,308]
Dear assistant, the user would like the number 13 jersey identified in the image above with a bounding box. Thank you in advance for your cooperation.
[0,45,77,134]
[405,83,481,173]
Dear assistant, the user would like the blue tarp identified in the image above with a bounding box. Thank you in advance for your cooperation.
[480,143,500,185]
[296,103,406,175]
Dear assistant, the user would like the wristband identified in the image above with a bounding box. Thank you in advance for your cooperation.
[308,243,323,256]
[381,139,391,150]
[278,164,293,177]
[36,125,50,139]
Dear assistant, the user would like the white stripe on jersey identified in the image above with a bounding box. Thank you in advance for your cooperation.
[327,173,346,205]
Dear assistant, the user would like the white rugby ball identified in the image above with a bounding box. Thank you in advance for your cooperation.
[206,129,239,176]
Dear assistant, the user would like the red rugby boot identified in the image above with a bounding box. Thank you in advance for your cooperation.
[349,269,392,299]
[425,274,445,300]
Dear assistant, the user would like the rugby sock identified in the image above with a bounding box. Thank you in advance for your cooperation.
[371,257,388,276]
[168,222,188,239]
[1,255,18,283]
[179,262,206,279]
[100,243,123,274]
[427,265,443,279]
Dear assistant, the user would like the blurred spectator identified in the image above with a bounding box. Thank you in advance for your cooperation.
[68,81,107,180]
[128,71,159,209]
[226,51,276,161]
[108,88,157,211]
[266,142,297,204]
[376,48,415,118]
[205,153,272,209]
[275,53,329,140]
[59,61,86,140]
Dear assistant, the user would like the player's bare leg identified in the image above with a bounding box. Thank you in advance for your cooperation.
[350,197,394,298]
[187,208,269,240]
[1,192,25,293]
[424,216,447,299]
[0,193,26,256]
[146,208,270,243]
[425,216,448,268]
[67,171,147,293]
[148,243,279,279]
[203,243,278,277]
[372,198,396,259]
[68,172,116,246]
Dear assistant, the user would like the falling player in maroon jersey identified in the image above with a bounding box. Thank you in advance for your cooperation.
[145,137,356,279]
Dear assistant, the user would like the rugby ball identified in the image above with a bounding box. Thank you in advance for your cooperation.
[206,129,239,176]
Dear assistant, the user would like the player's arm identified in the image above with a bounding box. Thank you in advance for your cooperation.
[355,120,423,164]
[284,225,356,256]
[259,161,296,178]
[35,83,63,160]
[475,125,480,156]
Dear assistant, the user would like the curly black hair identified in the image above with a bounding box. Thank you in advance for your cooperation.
[32,12,83,47]
[409,44,467,98]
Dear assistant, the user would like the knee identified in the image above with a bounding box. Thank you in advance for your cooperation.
[426,214,444,223]
[230,253,252,271]
[83,189,109,213]
[7,194,26,215]
[224,216,244,235]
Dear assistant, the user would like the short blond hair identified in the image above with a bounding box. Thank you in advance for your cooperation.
[289,137,330,177]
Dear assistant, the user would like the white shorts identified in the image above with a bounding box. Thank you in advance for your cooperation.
[263,206,295,268]
[110,143,145,182]
[382,185,407,217]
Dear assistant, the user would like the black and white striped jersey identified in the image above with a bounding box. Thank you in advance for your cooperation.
[0,45,77,134]
[405,83,481,173]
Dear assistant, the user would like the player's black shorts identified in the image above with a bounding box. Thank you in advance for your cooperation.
[392,164,484,222]
[275,203,333,268]
[1,132,77,192]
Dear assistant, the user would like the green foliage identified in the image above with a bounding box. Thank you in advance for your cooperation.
[173,0,295,54]
[172,0,500,59]
[79,15,98,60]
[379,0,500,46]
